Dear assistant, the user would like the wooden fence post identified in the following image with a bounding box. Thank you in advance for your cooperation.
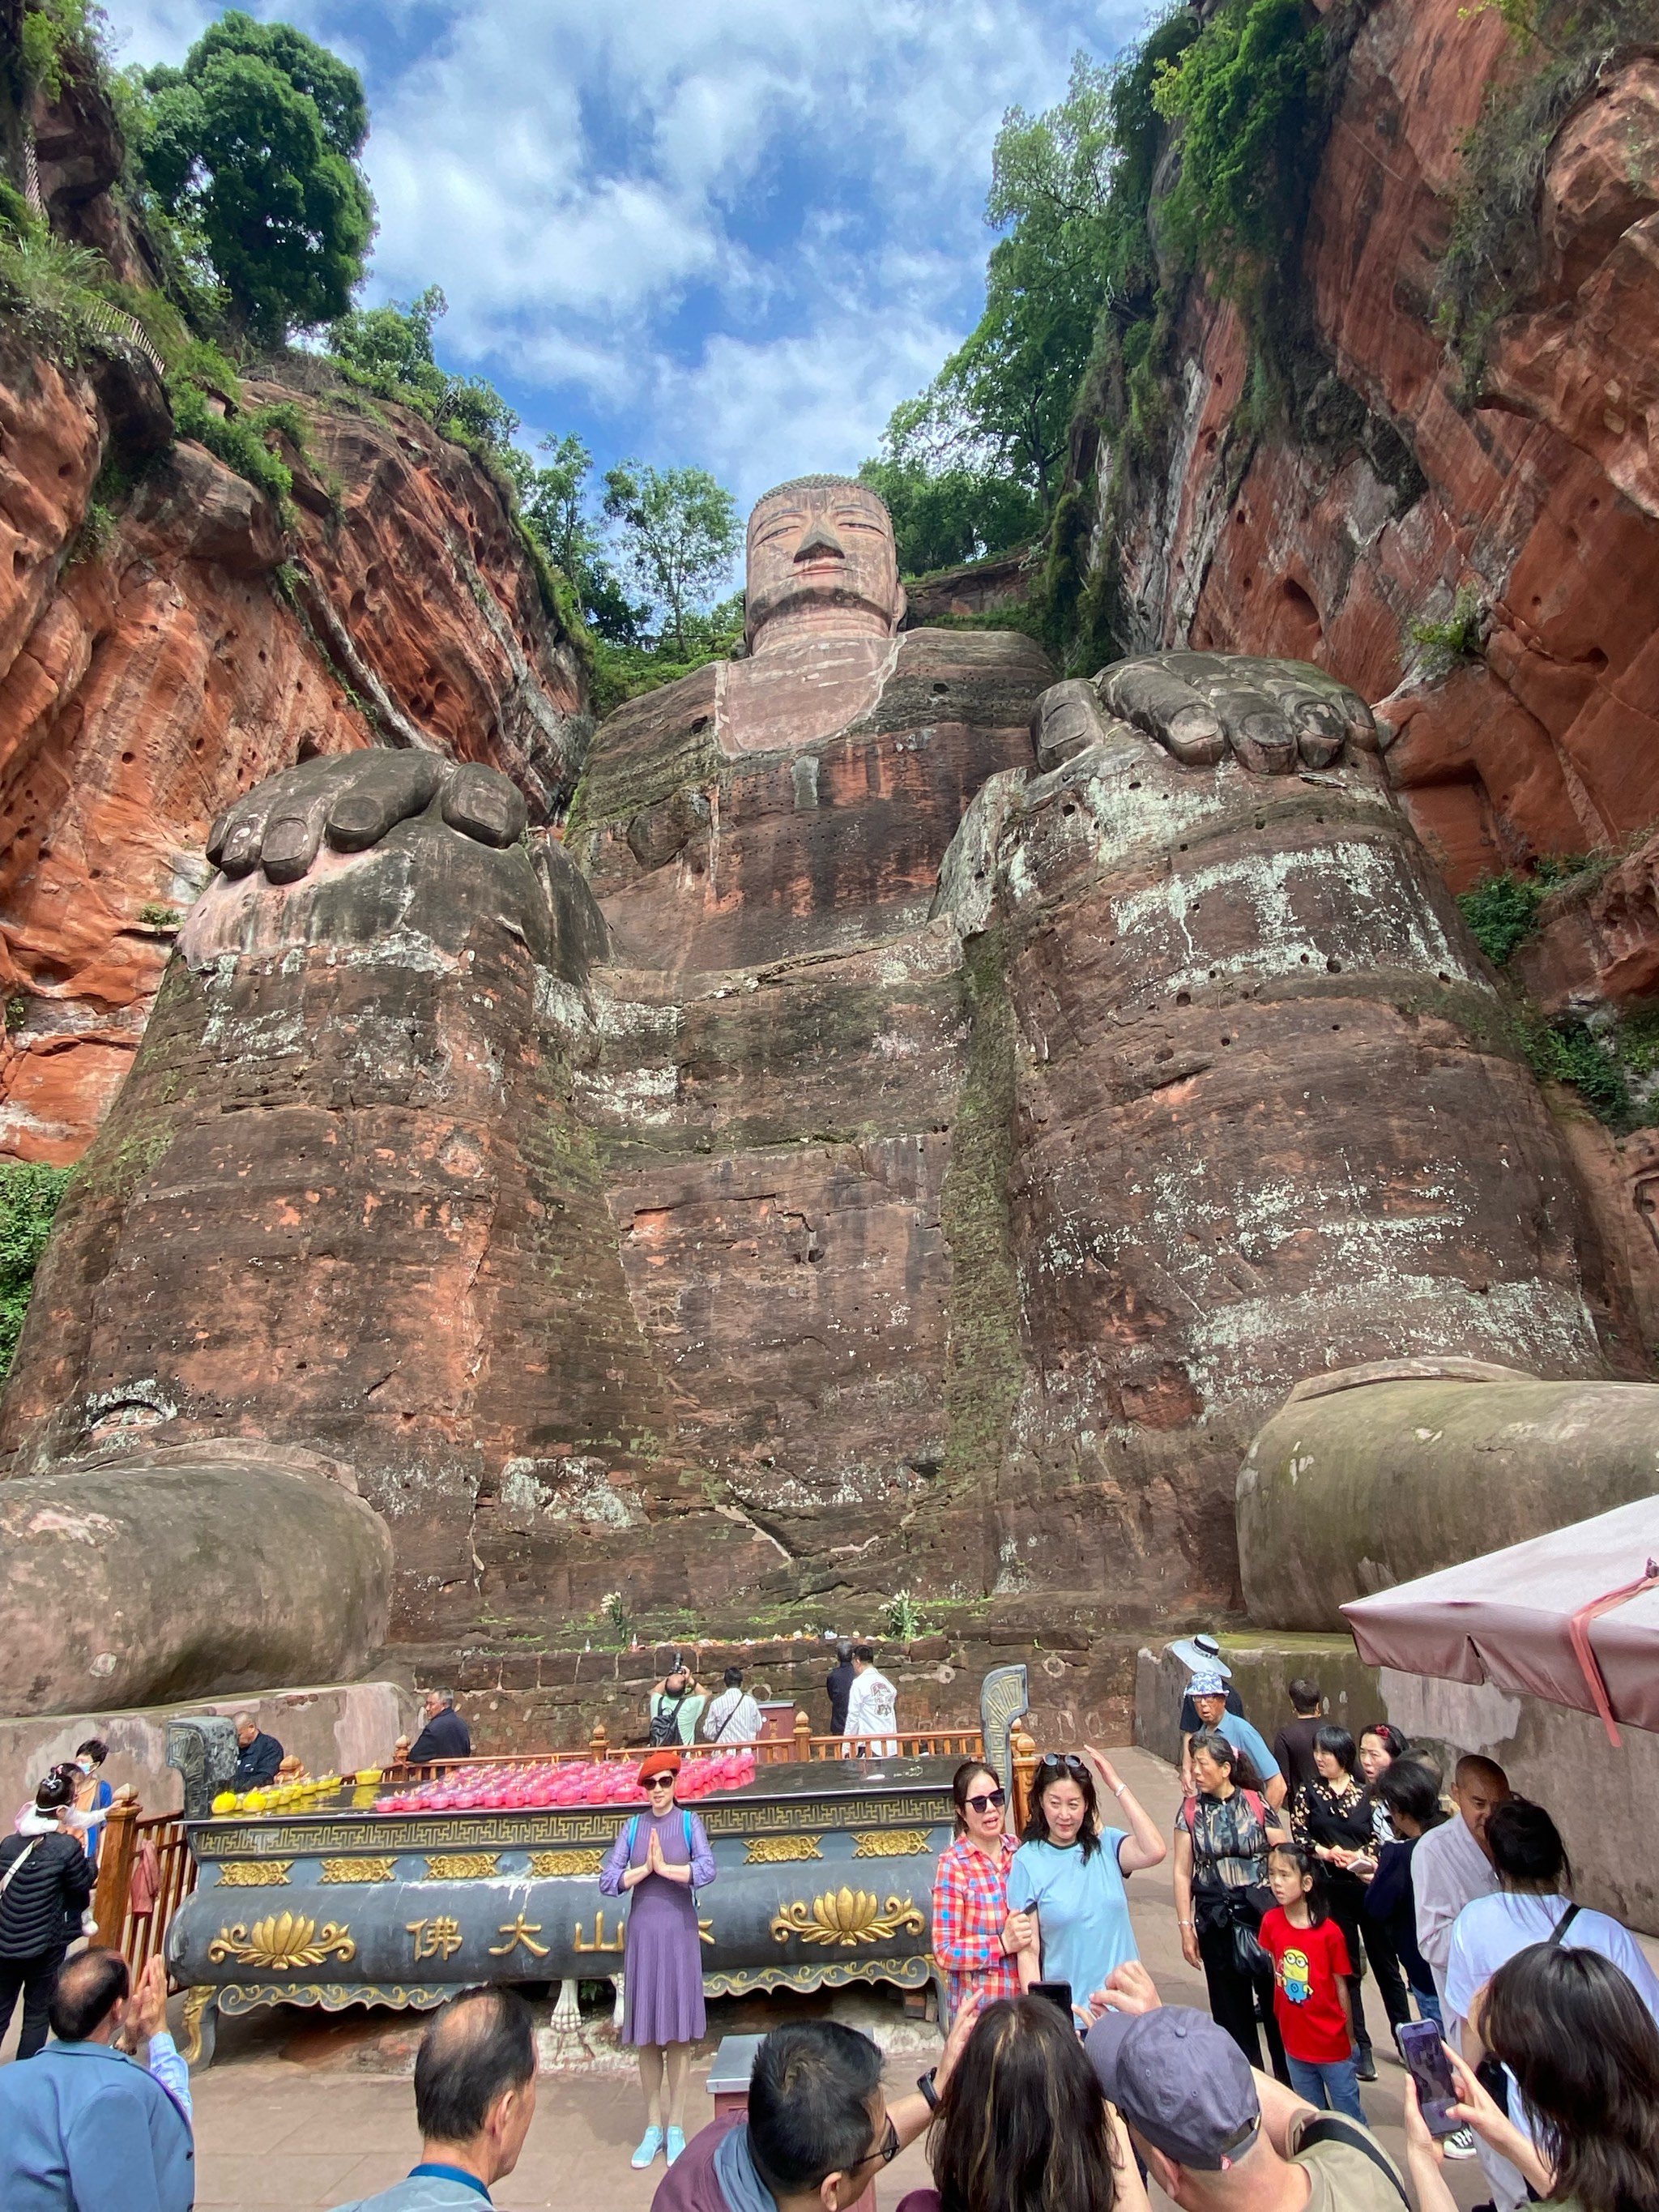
[92,1797,140,1954]
[1010,1727,1038,1834]
[793,1711,813,1763]
[589,1720,609,1760]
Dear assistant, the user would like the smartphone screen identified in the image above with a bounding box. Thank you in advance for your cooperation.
[1030,1979,1073,2022]
[1396,2021,1461,2137]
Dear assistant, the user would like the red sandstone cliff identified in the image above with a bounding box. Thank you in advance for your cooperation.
[0,345,589,1164]
[1104,5,1659,929]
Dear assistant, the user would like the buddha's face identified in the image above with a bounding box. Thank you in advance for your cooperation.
[745,480,905,651]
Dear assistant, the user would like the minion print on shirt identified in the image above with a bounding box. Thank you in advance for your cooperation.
[1279,1947,1313,2005]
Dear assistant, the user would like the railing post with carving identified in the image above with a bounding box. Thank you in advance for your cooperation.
[589,1720,609,1760]
[1010,1727,1039,1834]
[793,1711,812,1764]
[92,1798,140,1955]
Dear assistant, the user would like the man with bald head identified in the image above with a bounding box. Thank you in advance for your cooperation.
[331,1986,538,2210]
[1412,1753,1509,2007]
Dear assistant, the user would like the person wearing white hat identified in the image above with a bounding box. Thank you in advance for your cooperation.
[1187,1674,1286,1811]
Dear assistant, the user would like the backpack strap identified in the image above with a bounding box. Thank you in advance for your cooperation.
[1547,1902,1582,1947]
[1293,2115,1409,2206]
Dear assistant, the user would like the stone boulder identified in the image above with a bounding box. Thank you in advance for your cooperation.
[1238,1358,1659,1629]
[0,1442,392,1715]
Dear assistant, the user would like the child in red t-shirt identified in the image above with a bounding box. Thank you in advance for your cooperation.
[1260,1843,1366,2121]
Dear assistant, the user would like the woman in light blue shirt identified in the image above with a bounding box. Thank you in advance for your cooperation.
[1009,1747,1166,2022]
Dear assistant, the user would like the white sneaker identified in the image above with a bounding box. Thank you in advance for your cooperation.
[1443,2128,1478,2161]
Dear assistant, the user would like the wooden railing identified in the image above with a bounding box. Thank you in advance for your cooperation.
[392,1717,989,1783]
[92,1802,197,1981]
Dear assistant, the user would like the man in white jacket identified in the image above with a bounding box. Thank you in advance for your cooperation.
[702,1667,763,1744]
[841,1645,898,1758]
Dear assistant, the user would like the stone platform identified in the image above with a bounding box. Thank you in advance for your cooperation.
[0,1681,418,1824]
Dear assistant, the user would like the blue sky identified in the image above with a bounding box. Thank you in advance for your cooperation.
[112,0,1151,515]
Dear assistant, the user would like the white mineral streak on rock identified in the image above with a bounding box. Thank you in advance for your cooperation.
[499,1456,645,1531]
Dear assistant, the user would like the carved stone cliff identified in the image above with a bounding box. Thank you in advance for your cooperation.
[0,339,589,1166]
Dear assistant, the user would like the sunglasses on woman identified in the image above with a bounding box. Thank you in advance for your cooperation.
[1038,1753,1087,1774]
[646,1774,676,1791]
[964,1787,1006,1813]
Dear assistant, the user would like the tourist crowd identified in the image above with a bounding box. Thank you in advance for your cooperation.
[6,1653,1659,2212]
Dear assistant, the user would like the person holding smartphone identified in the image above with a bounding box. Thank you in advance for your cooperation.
[1009,1748,1166,2025]
[1401,1942,1659,2212]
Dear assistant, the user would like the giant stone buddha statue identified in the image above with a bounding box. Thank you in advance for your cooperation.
[0,475,1627,1699]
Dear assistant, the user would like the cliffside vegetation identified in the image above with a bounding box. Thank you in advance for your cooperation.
[0,1161,70,1382]
[4,1,748,718]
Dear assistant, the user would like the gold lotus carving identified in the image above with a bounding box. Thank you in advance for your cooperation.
[851,1830,932,1858]
[527,1849,606,1877]
[207,1913,356,1971]
[217,1860,292,1887]
[423,1853,501,1881]
[744,1836,823,1864]
[321,1857,398,1884]
[770,1890,925,1949]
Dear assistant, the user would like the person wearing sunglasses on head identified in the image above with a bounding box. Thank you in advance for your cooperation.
[1008,1749,1167,2026]
[599,1749,717,2172]
[931,1761,1032,2026]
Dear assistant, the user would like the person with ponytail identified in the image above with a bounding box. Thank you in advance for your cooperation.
[1402,1941,1659,2212]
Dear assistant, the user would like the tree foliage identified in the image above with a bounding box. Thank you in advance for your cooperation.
[862,17,1200,566]
[601,463,741,656]
[520,435,646,644]
[1151,0,1324,310]
[136,11,374,344]
[328,286,525,486]
[859,398,1041,575]
[0,1162,72,1384]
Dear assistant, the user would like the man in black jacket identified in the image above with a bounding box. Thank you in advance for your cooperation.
[825,1642,855,1737]
[0,1769,92,2058]
[232,1713,285,1790]
[408,1689,472,1764]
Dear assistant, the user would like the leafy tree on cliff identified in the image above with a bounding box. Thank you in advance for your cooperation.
[327,285,527,489]
[859,399,1040,575]
[521,435,647,643]
[136,11,375,344]
[861,28,1196,549]
[602,462,741,657]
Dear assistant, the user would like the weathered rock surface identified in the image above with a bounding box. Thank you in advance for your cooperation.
[0,335,589,1167]
[5,632,1631,1638]
[0,1441,393,1715]
[1102,6,1659,896]
[1239,1359,1659,1630]
[924,657,1620,1611]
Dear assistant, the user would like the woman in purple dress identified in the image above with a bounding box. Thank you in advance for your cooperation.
[599,1746,717,2171]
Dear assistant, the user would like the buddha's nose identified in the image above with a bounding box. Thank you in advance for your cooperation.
[792,515,846,563]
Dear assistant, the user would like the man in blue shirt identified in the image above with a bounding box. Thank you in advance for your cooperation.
[1188,1672,1287,1809]
[330,1986,537,2210]
[0,1948,194,2212]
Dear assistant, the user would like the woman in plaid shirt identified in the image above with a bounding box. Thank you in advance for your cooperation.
[931,1761,1033,2023]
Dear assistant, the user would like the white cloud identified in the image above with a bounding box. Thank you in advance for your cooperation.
[104,0,1152,497]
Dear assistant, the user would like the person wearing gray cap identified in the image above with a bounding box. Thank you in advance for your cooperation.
[1085,1979,1409,2212]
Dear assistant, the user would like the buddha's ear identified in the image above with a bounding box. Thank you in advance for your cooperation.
[892,578,908,630]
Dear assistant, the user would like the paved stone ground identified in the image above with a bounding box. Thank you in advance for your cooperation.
[1,1749,1543,2210]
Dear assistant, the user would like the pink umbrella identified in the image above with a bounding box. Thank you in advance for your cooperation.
[1341,1496,1659,1747]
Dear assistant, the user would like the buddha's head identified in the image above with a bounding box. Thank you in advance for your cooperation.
[744,476,906,654]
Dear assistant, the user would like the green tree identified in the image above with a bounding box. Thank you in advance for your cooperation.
[859,397,1040,574]
[328,286,527,484]
[521,435,645,643]
[138,11,375,344]
[601,463,741,656]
